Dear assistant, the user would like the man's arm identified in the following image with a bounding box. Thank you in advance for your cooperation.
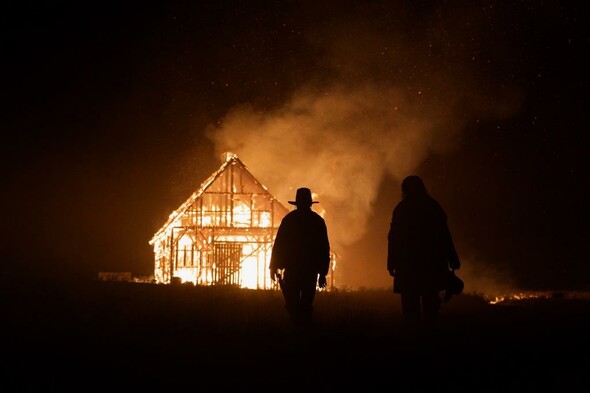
[269,222,287,281]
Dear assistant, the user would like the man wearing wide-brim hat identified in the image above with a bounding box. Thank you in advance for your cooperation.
[270,187,331,326]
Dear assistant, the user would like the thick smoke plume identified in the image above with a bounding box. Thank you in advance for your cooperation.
[209,84,445,247]
[208,82,518,252]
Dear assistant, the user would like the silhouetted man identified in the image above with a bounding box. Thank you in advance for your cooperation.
[387,175,460,328]
[270,187,331,326]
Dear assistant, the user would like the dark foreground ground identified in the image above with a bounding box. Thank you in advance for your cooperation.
[2,278,589,392]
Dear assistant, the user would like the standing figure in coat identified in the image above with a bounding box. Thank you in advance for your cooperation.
[387,175,460,328]
[270,187,331,326]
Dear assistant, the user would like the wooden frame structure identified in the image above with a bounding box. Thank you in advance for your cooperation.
[149,153,336,289]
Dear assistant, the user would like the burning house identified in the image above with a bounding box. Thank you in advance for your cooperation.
[149,153,336,289]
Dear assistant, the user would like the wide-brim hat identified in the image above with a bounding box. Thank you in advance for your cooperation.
[288,187,319,206]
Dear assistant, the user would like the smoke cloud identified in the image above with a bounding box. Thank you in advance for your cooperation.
[208,84,449,246]
[207,89,519,252]
[204,4,524,288]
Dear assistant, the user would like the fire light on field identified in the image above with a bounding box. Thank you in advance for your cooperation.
[489,292,546,304]
[486,290,590,304]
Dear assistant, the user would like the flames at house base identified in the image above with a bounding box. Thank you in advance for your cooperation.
[149,153,336,289]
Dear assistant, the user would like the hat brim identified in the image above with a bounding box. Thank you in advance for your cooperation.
[288,201,319,205]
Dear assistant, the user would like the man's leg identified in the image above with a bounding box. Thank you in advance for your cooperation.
[283,275,303,324]
[400,292,421,327]
[421,291,442,327]
[299,274,318,325]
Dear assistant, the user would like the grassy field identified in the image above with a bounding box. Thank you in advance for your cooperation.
[3,279,589,391]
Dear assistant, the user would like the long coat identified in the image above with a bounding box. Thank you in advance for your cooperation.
[270,207,331,277]
[387,194,460,294]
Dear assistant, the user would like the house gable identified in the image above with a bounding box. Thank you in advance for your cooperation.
[150,153,289,246]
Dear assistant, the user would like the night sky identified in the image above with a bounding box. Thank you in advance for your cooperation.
[2,1,588,293]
